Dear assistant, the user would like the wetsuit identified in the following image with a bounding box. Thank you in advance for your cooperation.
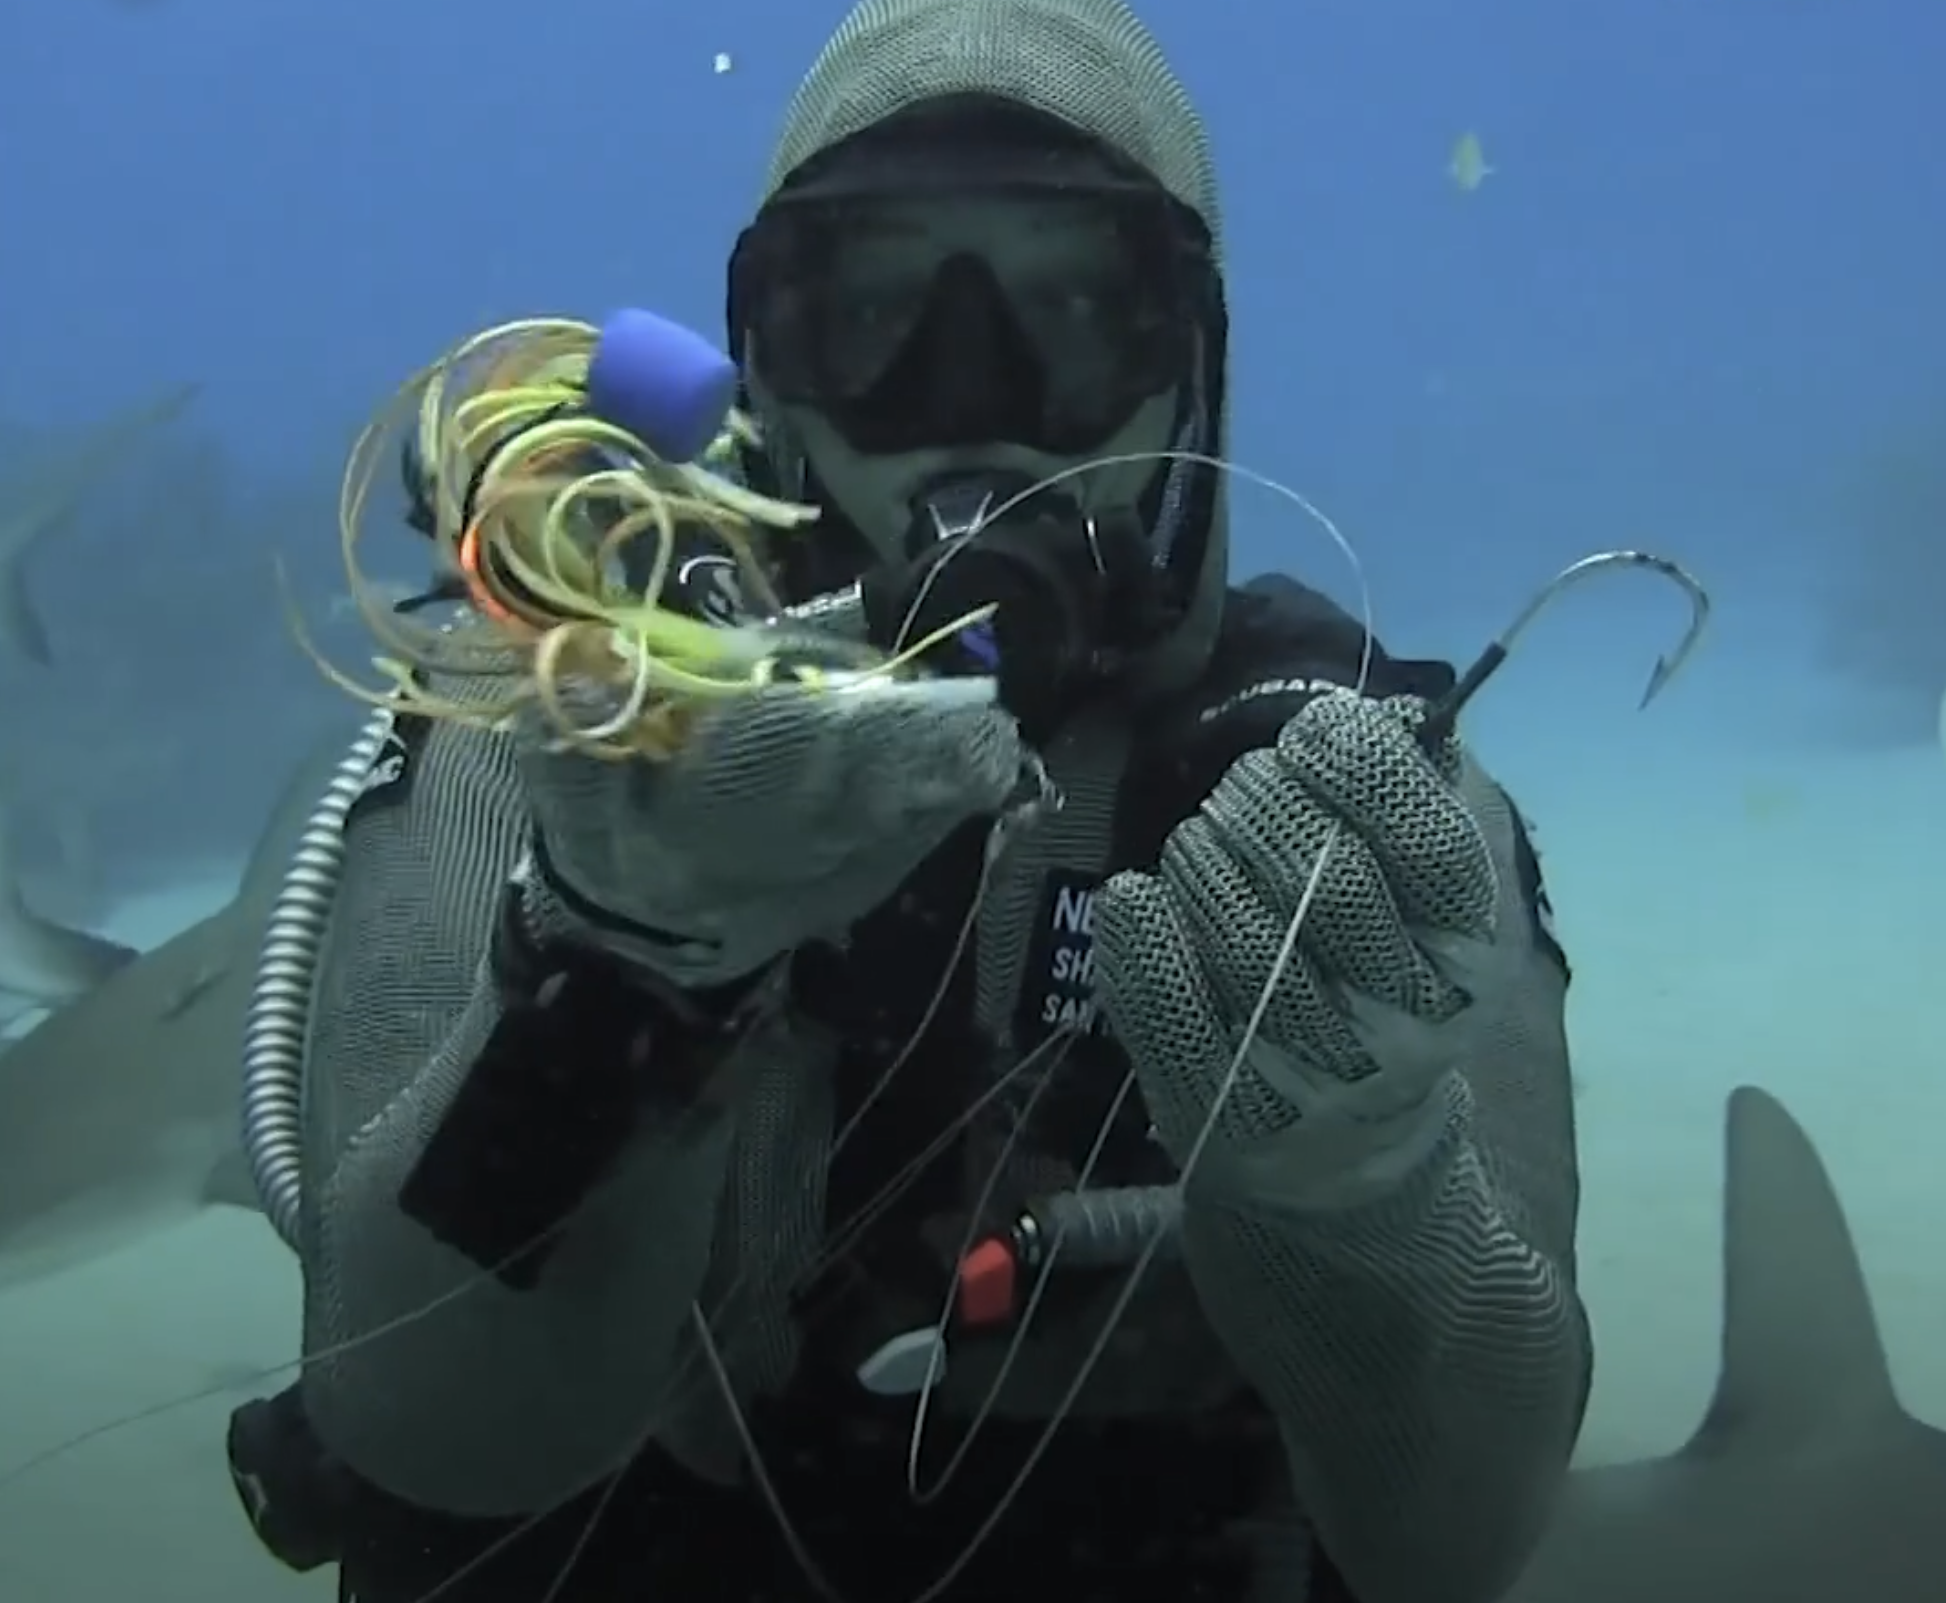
[226,571,1587,1603]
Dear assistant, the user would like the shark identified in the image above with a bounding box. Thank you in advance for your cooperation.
[0,815,138,1011]
[0,384,198,666]
[0,731,348,1286]
[1507,1084,1946,1601]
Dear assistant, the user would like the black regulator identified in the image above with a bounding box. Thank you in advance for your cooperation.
[855,472,1168,737]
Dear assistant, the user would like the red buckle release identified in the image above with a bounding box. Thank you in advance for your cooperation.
[955,1236,1018,1328]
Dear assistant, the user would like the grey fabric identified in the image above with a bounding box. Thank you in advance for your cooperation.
[298,660,743,1517]
[297,4,1585,1592]
[517,681,1022,986]
[1092,691,1586,1603]
[762,0,1222,249]
[969,710,1128,1050]
[933,712,1255,1424]
[751,0,1232,697]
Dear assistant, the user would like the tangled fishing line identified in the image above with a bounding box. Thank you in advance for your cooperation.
[0,319,1710,1603]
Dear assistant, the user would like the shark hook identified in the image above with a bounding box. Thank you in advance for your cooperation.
[1419,549,1710,745]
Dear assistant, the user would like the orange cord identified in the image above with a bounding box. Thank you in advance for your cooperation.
[456,520,524,629]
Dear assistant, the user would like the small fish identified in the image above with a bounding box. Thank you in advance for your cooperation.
[1448,130,1495,194]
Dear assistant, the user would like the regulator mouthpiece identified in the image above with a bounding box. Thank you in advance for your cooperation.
[907,469,1042,554]
[585,307,738,464]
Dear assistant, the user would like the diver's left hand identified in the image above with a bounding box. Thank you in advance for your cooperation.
[1093,689,1504,1208]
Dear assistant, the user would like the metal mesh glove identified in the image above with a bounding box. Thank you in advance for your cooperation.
[513,684,1024,987]
[1094,689,1504,1205]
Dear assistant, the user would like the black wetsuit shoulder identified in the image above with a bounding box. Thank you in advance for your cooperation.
[1113,576,1458,868]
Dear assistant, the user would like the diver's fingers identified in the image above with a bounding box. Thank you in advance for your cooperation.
[517,684,1020,880]
[1272,692,1499,938]
[671,686,1020,831]
[827,689,1022,830]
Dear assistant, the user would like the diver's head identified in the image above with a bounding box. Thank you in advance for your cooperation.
[731,96,1213,557]
[728,0,1229,728]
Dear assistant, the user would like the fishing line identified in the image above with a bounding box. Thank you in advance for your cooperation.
[305,317,1007,767]
[393,1023,1086,1603]
[7,372,1711,1603]
[0,1013,1072,1486]
[905,1060,1139,1504]
[391,454,1361,1603]
[385,448,1380,1603]
[876,470,1712,1603]
[676,1031,1086,1603]
[888,833,1345,1603]
[522,505,1712,1603]
[852,451,1374,1601]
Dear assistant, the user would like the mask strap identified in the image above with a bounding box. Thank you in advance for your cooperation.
[1147,335,1211,575]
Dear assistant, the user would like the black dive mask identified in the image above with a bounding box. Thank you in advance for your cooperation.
[727,98,1216,460]
[857,471,1164,737]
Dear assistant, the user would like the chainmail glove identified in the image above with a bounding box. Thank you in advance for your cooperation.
[1094,688,1504,1208]
[512,683,1024,988]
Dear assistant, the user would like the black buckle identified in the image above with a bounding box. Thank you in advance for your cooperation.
[226,1387,348,1574]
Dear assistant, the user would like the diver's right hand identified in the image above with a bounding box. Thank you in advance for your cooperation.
[510,684,1024,989]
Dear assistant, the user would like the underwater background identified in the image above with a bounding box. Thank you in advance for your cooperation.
[0,0,1941,1597]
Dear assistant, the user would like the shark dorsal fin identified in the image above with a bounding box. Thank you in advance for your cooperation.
[1683,1086,1899,1458]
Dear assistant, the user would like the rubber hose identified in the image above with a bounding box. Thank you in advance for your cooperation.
[240,707,399,1251]
[1035,1184,1183,1267]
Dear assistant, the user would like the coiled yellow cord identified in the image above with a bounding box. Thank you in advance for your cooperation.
[296,316,992,760]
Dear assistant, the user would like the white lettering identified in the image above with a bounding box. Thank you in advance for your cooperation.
[1051,886,1095,936]
[1197,676,1342,725]
[1035,881,1109,1038]
[1050,945,1096,985]
[1041,993,1100,1031]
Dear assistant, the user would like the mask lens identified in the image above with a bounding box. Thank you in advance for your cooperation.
[733,188,1203,449]
[818,205,1148,390]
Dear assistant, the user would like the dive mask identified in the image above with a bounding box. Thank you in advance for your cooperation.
[728,141,1215,456]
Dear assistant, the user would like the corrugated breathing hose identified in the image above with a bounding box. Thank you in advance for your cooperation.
[239,707,399,1251]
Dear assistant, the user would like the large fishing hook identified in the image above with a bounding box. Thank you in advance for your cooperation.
[1419,549,1710,745]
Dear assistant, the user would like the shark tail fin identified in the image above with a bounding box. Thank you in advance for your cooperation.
[1684,1085,1901,1458]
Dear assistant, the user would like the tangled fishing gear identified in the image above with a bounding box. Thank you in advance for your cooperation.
[0,417,1715,1603]
[300,383,1716,1602]
[300,310,997,760]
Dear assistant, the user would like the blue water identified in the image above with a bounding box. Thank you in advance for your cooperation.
[0,1,1942,1598]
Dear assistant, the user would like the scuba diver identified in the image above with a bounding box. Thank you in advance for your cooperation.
[225,0,1592,1600]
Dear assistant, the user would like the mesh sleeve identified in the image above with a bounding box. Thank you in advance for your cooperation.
[297,692,739,1520]
[1179,766,1590,1603]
